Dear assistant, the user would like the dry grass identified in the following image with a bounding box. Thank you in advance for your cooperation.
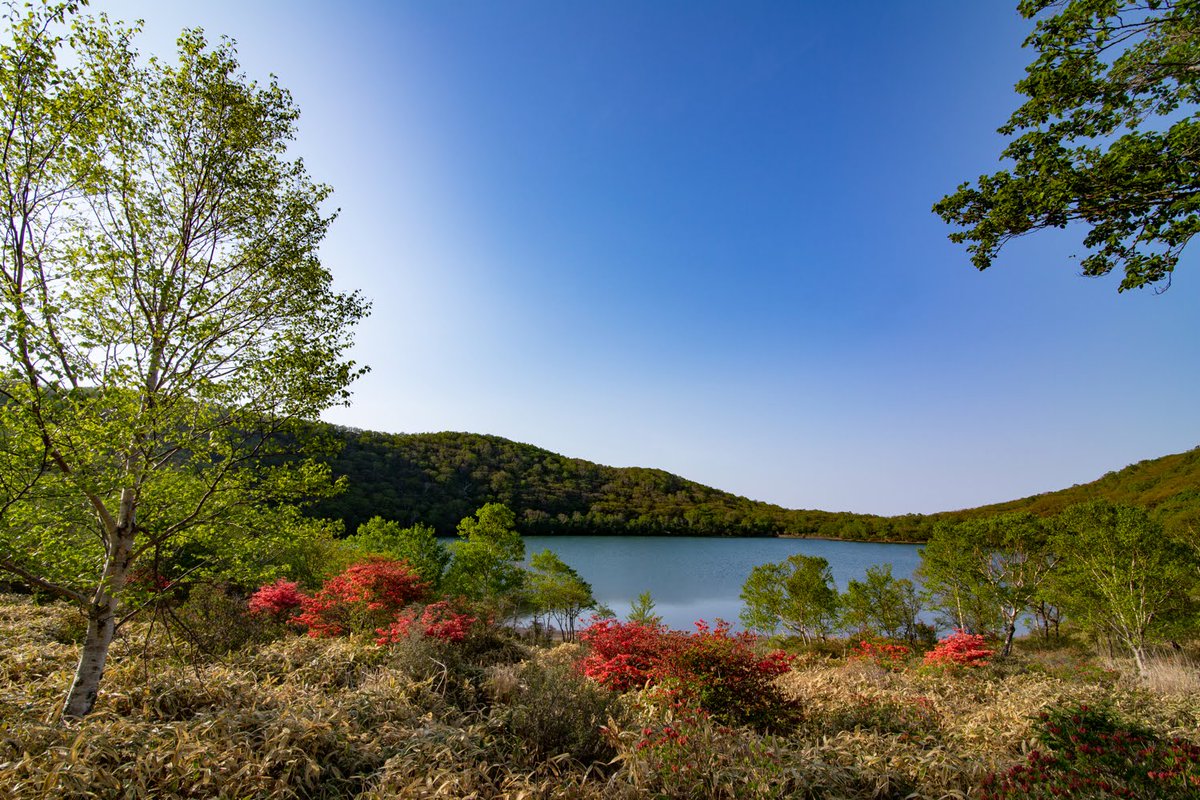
[2,595,1198,799]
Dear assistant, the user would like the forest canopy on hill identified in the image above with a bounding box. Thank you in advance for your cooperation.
[309,426,1200,542]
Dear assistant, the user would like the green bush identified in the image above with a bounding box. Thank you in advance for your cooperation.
[171,582,283,655]
[492,656,627,766]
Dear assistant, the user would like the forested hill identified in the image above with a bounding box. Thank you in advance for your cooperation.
[310,427,1200,541]
[311,428,924,540]
[927,447,1200,534]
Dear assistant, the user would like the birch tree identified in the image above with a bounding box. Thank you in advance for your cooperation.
[0,2,367,717]
[919,514,1055,655]
[1048,501,1199,676]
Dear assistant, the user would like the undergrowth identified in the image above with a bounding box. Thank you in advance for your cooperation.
[1,595,1198,799]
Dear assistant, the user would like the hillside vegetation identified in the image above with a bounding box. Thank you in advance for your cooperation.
[936,448,1200,533]
[311,427,1200,541]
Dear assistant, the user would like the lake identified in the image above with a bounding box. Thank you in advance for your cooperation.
[521,535,923,631]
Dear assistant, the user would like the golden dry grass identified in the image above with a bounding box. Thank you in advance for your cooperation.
[2,595,1198,800]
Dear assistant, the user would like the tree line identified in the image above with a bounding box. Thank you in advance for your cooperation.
[309,427,1200,542]
[740,501,1200,677]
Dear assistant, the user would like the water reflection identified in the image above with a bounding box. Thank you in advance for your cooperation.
[522,535,923,632]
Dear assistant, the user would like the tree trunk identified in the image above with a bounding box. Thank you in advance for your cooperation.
[1130,643,1148,679]
[1002,619,1017,657]
[62,493,136,719]
[62,600,118,718]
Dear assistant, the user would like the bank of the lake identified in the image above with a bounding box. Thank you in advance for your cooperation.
[521,535,922,631]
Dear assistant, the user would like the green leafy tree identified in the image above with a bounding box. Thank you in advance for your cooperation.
[1048,501,1199,676]
[0,4,367,718]
[442,503,526,613]
[527,549,595,641]
[935,0,1200,291]
[919,514,1054,654]
[840,563,924,644]
[627,590,663,627]
[344,517,449,588]
[739,554,840,643]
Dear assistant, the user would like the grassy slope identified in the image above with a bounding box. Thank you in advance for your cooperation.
[312,425,1200,540]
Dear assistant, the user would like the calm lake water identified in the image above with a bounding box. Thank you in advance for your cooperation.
[521,535,923,632]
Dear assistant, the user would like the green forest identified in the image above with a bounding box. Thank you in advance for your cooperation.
[311,425,1200,542]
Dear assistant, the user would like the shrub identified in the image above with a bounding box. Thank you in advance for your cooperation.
[294,558,429,638]
[247,579,305,621]
[577,617,671,691]
[375,601,478,645]
[849,639,911,671]
[981,703,1200,799]
[923,630,994,668]
[493,656,627,766]
[578,618,798,733]
[655,620,799,732]
[173,582,280,654]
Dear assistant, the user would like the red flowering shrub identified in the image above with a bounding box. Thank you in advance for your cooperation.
[376,601,478,645]
[294,558,429,638]
[981,703,1200,799]
[922,630,994,668]
[655,620,799,731]
[247,579,305,621]
[579,618,798,732]
[849,639,911,671]
[578,618,673,691]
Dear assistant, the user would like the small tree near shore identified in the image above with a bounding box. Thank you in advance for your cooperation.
[739,554,840,643]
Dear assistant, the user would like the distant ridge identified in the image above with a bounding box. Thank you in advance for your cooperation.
[310,426,1199,541]
[929,447,1200,532]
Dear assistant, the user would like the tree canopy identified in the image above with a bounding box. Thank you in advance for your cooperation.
[1048,501,1199,674]
[0,3,367,717]
[739,554,840,642]
[935,0,1200,291]
[442,503,526,612]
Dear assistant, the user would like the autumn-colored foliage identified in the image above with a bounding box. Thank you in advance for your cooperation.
[246,579,305,621]
[578,618,798,731]
[849,639,912,671]
[376,601,478,645]
[293,558,429,637]
[923,630,994,668]
[656,620,798,731]
[577,617,671,691]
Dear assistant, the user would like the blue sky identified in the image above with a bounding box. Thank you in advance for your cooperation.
[98,1,1200,515]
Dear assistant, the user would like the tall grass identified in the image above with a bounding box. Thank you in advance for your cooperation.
[2,595,1198,799]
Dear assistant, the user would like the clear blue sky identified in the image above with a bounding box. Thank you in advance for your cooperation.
[98,1,1200,516]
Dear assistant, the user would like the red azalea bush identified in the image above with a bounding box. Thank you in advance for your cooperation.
[849,639,912,671]
[578,618,673,691]
[923,630,994,668]
[578,618,799,731]
[981,703,1200,799]
[376,601,478,645]
[293,558,430,638]
[247,578,305,621]
[655,620,799,731]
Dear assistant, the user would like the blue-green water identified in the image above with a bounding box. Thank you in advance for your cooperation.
[522,535,923,631]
